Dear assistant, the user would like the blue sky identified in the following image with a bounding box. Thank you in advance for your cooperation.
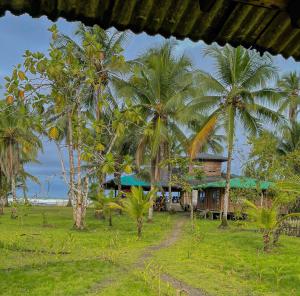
[0,12,299,198]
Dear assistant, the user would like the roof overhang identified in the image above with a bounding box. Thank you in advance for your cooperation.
[1,0,300,60]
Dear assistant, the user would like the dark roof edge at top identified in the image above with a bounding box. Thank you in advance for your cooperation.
[194,153,228,162]
[1,0,300,61]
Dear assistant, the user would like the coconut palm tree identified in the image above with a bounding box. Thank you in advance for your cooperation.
[0,105,42,218]
[55,23,128,120]
[277,71,300,125]
[121,186,153,238]
[116,42,196,221]
[277,122,300,155]
[190,45,281,227]
[244,199,300,251]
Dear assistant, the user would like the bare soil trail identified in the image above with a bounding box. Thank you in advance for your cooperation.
[89,215,209,296]
[135,215,208,296]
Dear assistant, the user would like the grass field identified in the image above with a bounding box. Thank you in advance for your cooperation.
[0,206,299,296]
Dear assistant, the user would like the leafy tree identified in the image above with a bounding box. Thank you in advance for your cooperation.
[190,45,281,227]
[277,71,300,125]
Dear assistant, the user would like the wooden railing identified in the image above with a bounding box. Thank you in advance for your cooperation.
[281,218,300,237]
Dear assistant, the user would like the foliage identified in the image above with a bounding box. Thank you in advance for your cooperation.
[244,199,300,251]
[90,191,119,226]
[119,187,154,238]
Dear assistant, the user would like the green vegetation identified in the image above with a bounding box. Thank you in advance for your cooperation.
[153,219,300,296]
[0,21,300,296]
[1,207,299,295]
[0,206,175,296]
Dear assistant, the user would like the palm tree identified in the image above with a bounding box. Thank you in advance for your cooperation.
[91,191,117,226]
[277,122,300,155]
[121,186,153,238]
[188,116,225,154]
[277,71,300,125]
[190,45,281,227]
[245,199,300,251]
[117,42,196,221]
[0,105,42,218]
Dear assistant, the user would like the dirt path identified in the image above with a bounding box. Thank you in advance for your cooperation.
[135,216,208,296]
[89,215,208,296]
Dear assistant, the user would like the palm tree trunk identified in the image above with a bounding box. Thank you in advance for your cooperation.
[220,147,232,227]
[67,110,75,207]
[137,218,143,238]
[167,146,172,211]
[11,177,17,219]
[0,196,4,215]
[109,211,112,226]
[220,106,235,228]
[188,162,194,229]
[148,152,159,222]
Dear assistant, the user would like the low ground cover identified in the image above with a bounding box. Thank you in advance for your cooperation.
[153,219,300,296]
[0,206,175,296]
[1,207,299,296]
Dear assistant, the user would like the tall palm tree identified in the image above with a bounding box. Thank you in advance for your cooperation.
[277,71,300,125]
[0,104,42,218]
[190,45,281,227]
[117,42,196,221]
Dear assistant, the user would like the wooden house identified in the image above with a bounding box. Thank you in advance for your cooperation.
[104,153,272,216]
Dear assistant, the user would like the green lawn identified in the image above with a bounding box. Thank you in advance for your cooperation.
[0,206,175,296]
[0,206,299,296]
[153,219,300,296]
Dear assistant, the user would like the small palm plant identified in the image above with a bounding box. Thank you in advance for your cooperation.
[244,200,300,251]
[121,187,154,238]
[91,191,117,226]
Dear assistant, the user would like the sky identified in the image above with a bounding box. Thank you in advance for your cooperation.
[0,12,299,198]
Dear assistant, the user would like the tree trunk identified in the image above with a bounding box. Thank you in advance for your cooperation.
[23,185,29,205]
[11,177,17,219]
[148,153,159,222]
[137,218,143,238]
[220,106,235,228]
[188,162,194,229]
[67,110,75,207]
[108,211,112,226]
[260,192,264,207]
[73,105,85,230]
[263,232,271,252]
[167,147,172,211]
[0,196,4,215]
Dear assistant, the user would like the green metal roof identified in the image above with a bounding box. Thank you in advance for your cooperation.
[194,177,272,190]
[119,175,150,187]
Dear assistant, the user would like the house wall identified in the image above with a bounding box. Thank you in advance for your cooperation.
[194,161,222,177]
[196,189,277,214]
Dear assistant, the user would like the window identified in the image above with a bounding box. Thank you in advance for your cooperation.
[212,189,220,206]
[198,191,205,203]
